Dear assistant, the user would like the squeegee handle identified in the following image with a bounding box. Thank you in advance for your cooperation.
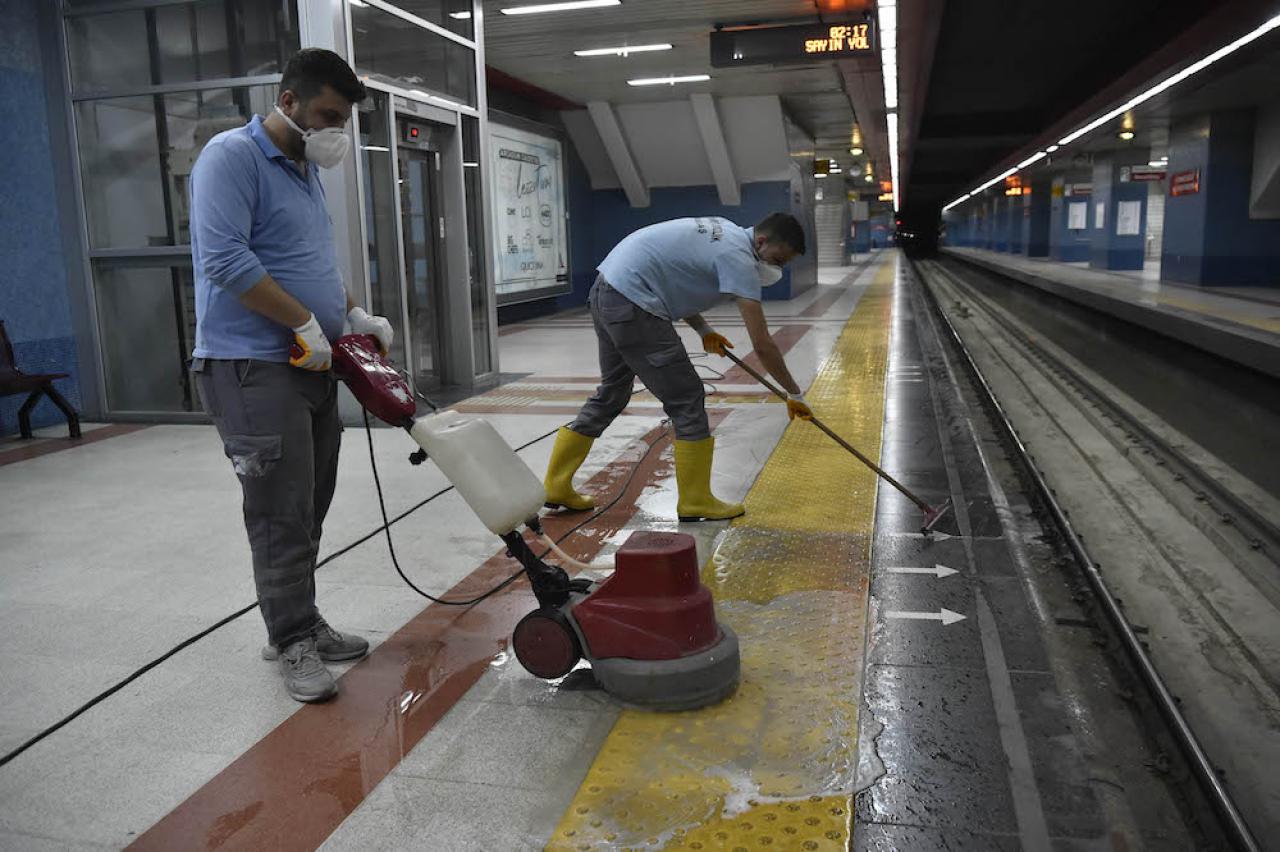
[721,349,933,513]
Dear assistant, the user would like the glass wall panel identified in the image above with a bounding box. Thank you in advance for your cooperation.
[67,0,299,92]
[94,262,199,413]
[385,0,475,40]
[351,4,476,107]
[75,85,276,248]
[462,116,491,374]
[357,93,410,370]
[66,10,152,91]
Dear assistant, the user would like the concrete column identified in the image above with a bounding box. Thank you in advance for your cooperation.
[993,195,1010,252]
[1162,108,1280,286]
[1008,192,1025,254]
[1050,173,1092,262]
[1089,152,1150,270]
[1026,176,1052,257]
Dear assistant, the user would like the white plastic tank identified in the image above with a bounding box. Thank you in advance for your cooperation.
[409,410,547,535]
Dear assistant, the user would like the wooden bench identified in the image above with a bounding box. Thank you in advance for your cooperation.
[0,320,81,439]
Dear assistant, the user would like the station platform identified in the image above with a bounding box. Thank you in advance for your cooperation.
[943,247,1280,380]
[0,253,1208,850]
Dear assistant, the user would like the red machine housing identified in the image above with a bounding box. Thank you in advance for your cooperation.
[572,531,721,660]
[331,334,417,428]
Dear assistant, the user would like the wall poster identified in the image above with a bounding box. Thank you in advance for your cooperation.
[1116,200,1143,236]
[489,122,570,304]
[1067,201,1087,230]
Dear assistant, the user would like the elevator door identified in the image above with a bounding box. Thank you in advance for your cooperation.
[398,119,447,390]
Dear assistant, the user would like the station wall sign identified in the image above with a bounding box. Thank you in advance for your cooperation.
[711,21,876,68]
[1123,165,1167,182]
[489,121,571,304]
[1170,169,1200,196]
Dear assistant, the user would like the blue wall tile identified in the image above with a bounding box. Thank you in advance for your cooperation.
[0,1,81,436]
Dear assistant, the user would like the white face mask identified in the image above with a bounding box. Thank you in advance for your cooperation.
[275,105,350,169]
[757,262,784,287]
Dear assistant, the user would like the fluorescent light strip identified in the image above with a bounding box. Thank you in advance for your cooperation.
[502,0,619,14]
[887,111,900,211]
[878,0,900,210]
[449,10,471,18]
[627,74,710,86]
[948,12,1280,215]
[575,43,672,57]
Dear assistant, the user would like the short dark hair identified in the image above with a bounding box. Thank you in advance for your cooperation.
[280,48,367,104]
[755,212,806,255]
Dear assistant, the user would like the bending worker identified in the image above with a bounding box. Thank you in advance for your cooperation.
[544,213,813,522]
[189,49,394,703]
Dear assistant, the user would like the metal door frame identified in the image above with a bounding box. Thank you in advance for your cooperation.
[394,118,451,389]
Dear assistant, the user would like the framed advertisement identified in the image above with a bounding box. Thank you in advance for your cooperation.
[488,120,571,305]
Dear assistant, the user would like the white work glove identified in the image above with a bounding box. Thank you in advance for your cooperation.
[290,313,332,371]
[347,306,394,355]
[786,392,813,421]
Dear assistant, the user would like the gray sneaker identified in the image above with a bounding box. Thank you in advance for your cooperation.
[262,617,369,663]
[277,637,337,703]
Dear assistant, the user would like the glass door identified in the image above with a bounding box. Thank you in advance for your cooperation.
[397,117,447,390]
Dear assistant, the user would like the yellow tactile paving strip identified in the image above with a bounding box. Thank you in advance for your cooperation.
[549,259,895,851]
[1156,292,1280,335]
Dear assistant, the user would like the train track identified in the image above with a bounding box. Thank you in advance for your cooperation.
[912,256,1278,851]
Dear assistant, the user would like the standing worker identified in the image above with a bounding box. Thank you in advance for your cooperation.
[189,49,395,703]
[544,214,813,522]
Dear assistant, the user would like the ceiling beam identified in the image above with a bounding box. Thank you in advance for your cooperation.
[689,93,740,206]
[587,101,649,209]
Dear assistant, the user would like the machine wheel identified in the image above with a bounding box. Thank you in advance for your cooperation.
[512,608,582,680]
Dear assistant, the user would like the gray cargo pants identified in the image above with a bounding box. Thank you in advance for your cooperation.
[569,276,710,441]
[193,358,341,649]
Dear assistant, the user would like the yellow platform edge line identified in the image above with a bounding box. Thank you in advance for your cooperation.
[549,258,898,851]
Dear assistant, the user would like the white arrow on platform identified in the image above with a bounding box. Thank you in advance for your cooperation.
[885,608,967,625]
[885,564,958,578]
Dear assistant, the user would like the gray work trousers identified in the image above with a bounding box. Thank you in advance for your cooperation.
[569,276,709,441]
[194,358,341,649]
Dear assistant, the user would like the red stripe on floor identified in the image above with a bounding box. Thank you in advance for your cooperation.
[720,324,812,384]
[797,287,849,318]
[0,424,149,467]
[128,413,727,852]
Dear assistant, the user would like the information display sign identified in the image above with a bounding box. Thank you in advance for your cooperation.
[711,21,875,67]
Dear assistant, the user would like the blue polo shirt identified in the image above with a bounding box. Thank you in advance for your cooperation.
[596,218,762,322]
[189,114,346,361]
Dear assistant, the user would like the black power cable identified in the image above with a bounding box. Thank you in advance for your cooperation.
[0,416,640,769]
[365,409,670,605]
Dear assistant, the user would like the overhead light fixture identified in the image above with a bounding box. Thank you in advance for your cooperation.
[829,167,842,174]
[349,0,368,5]
[864,173,875,183]
[449,10,472,18]
[1148,159,1168,167]
[575,43,672,57]
[361,145,390,152]
[463,161,479,167]
[815,173,829,179]
[945,11,1280,215]
[849,146,863,156]
[878,0,900,211]
[1118,130,1136,140]
[627,74,710,86]
[502,0,620,14]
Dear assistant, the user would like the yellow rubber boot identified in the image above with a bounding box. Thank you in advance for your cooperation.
[543,427,596,511]
[674,436,745,522]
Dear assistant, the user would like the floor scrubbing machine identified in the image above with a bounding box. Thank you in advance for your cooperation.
[329,334,740,711]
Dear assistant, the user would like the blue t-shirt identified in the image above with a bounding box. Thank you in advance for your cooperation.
[597,218,762,321]
[189,115,346,361]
